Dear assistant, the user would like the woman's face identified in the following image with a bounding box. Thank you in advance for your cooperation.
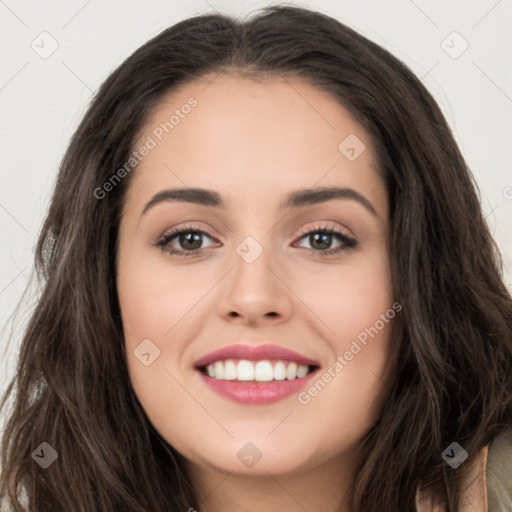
[117,75,395,480]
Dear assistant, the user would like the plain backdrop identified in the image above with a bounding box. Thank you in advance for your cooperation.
[1,0,511,422]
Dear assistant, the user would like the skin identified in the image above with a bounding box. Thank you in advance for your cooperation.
[117,74,395,512]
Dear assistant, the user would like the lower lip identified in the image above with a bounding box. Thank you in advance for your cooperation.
[197,370,318,404]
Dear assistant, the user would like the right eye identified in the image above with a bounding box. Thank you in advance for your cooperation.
[156,225,219,256]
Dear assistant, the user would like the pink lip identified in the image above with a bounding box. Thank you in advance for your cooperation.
[194,343,319,368]
[198,370,319,405]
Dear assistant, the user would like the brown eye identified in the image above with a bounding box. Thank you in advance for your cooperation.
[309,232,335,251]
[294,227,357,255]
[156,226,218,256]
[177,232,203,251]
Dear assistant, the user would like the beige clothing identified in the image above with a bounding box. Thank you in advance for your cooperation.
[416,430,512,511]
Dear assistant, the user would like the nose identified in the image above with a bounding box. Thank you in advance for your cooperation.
[217,244,294,327]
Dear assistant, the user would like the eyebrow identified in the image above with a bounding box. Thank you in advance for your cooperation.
[141,186,378,217]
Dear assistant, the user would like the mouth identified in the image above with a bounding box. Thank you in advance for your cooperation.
[194,344,320,404]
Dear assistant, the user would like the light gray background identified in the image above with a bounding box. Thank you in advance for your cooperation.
[1,0,511,420]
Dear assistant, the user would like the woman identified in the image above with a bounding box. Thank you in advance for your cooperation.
[1,5,511,511]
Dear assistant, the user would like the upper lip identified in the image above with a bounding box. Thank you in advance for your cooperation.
[194,344,320,368]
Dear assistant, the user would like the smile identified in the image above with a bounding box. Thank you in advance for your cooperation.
[194,344,320,404]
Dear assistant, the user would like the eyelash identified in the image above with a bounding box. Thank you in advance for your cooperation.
[155,223,358,258]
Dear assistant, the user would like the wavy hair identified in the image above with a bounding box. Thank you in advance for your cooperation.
[1,5,512,511]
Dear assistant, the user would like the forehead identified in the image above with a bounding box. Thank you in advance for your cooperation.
[124,74,386,219]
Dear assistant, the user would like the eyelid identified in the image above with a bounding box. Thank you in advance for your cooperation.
[297,222,353,239]
[293,222,357,254]
[155,223,219,252]
[155,221,357,256]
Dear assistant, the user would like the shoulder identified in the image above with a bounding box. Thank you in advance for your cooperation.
[415,430,512,512]
[487,428,512,512]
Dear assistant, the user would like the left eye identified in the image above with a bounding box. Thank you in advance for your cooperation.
[294,228,356,253]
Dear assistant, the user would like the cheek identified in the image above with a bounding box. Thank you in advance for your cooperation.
[117,251,206,432]
[293,250,395,420]
[117,252,213,344]
[293,248,394,345]
[117,251,218,415]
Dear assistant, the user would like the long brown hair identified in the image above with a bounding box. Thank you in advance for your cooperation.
[1,6,512,511]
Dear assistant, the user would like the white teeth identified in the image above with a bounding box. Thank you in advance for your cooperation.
[224,360,237,380]
[297,364,309,378]
[213,361,224,380]
[273,361,287,381]
[286,362,297,380]
[237,360,254,381]
[204,359,313,381]
[255,361,274,381]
